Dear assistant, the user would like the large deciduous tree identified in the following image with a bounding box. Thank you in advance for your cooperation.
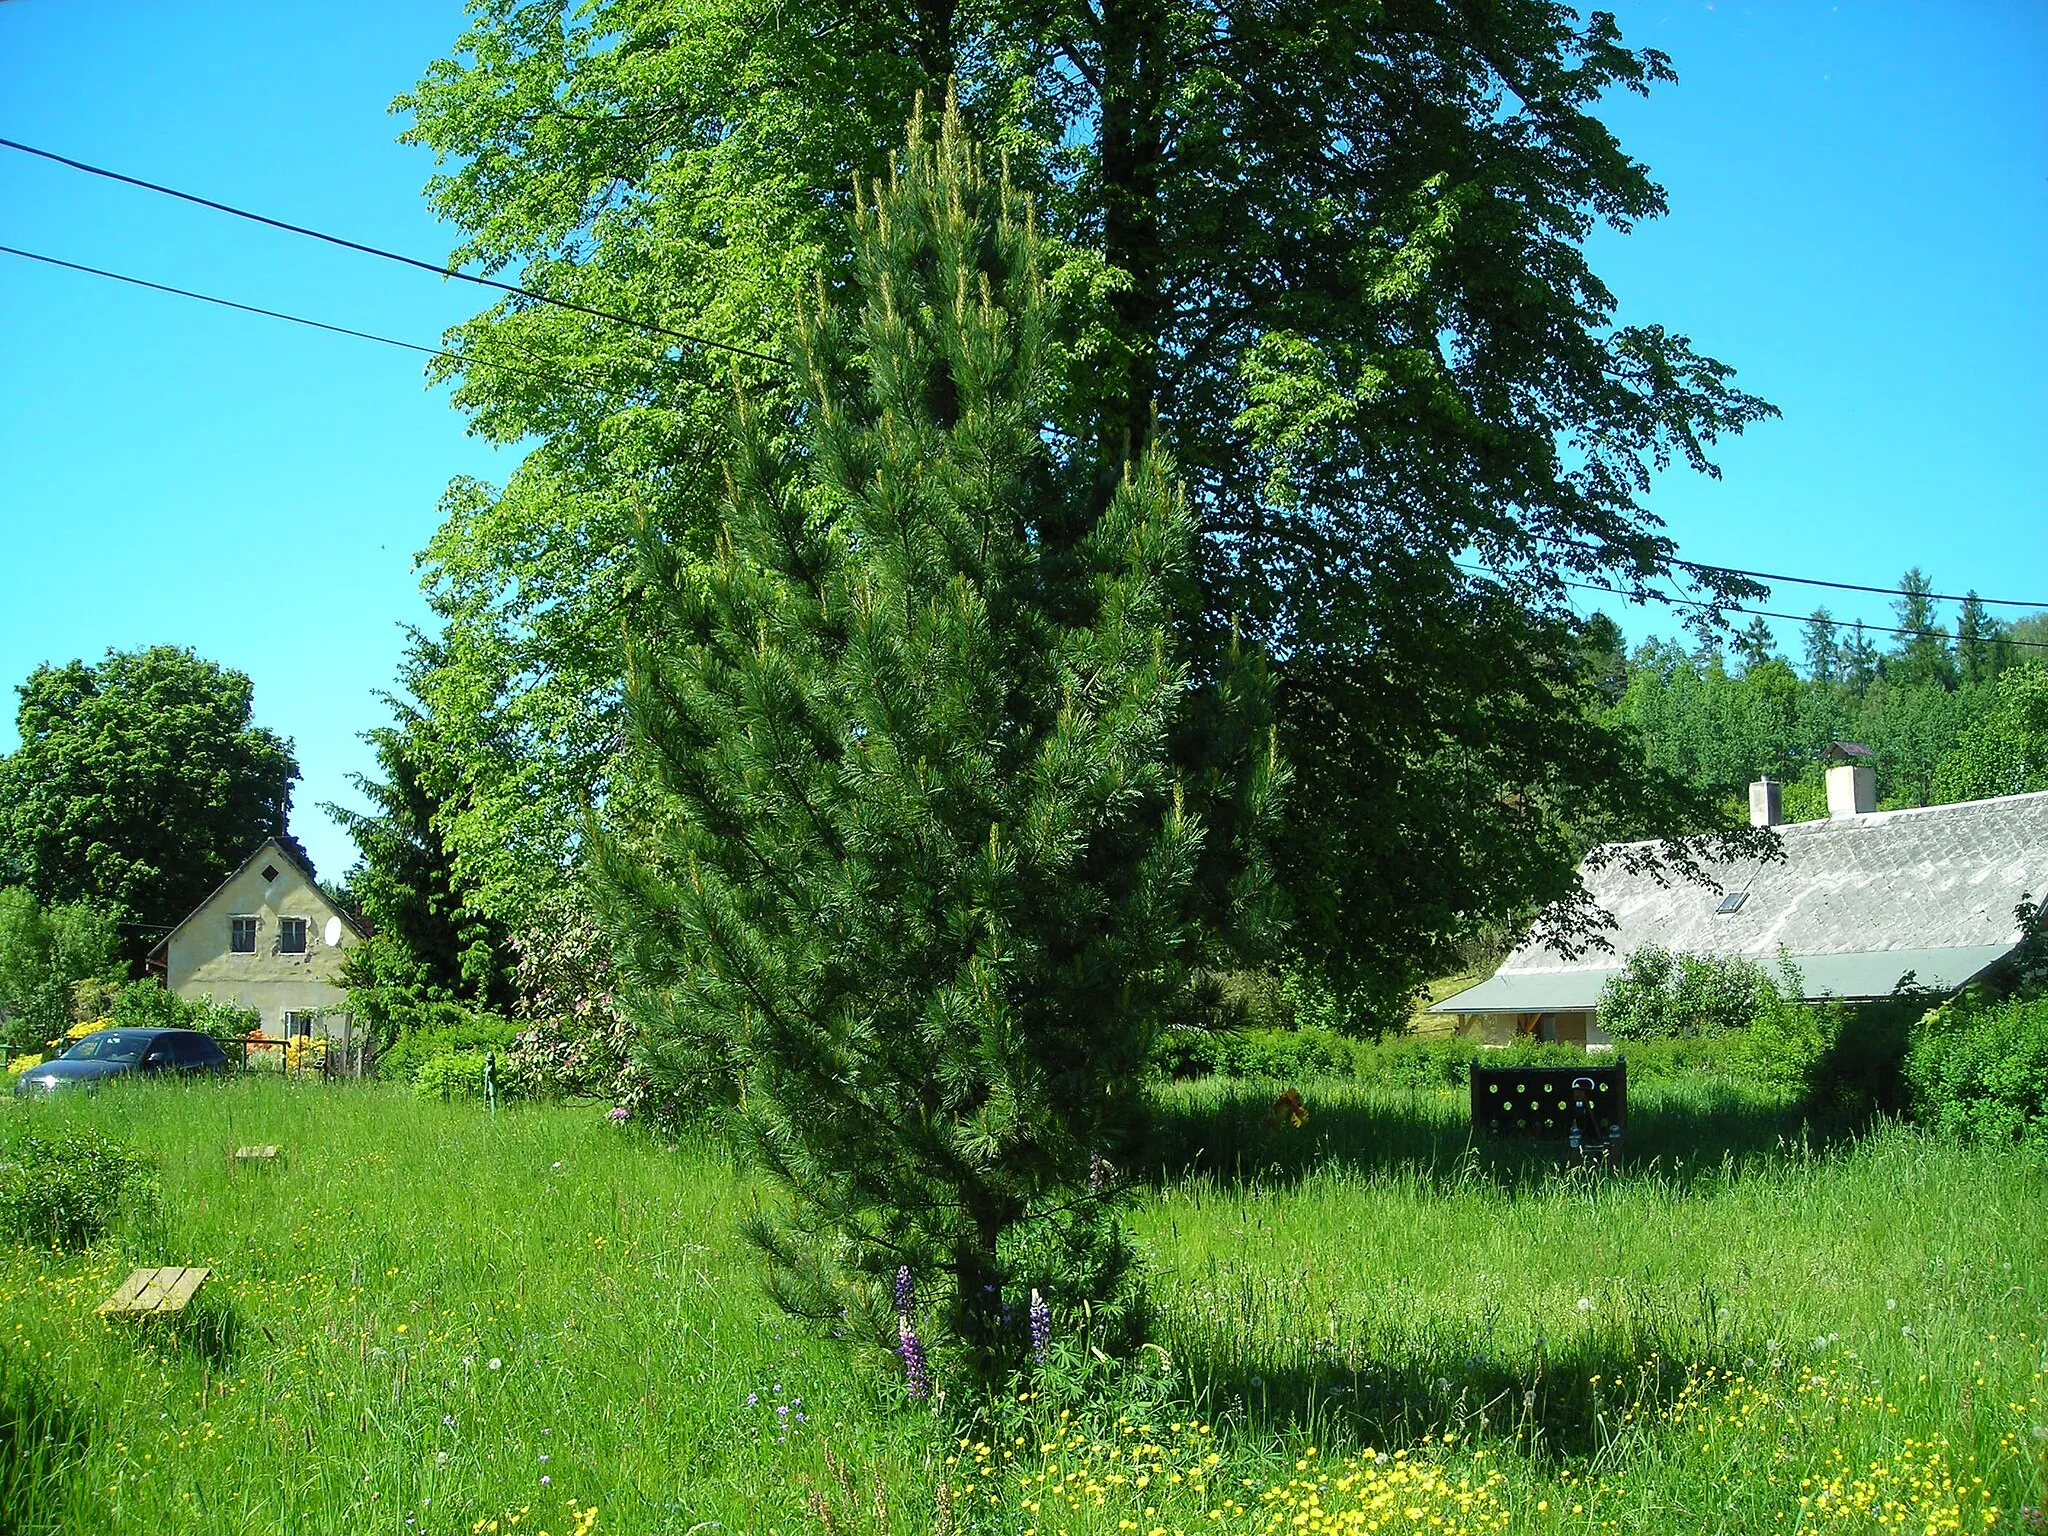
[601,105,1279,1372]
[1933,664,2048,804]
[400,0,1772,1007]
[0,888,123,1052]
[0,647,299,935]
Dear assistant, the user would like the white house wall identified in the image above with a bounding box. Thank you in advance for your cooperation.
[164,851,356,1039]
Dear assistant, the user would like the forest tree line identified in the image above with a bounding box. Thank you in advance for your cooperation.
[1603,570,2048,822]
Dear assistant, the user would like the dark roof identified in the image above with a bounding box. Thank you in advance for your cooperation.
[1434,790,2048,1013]
[1823,741,1876,762]
[147,837,364,960]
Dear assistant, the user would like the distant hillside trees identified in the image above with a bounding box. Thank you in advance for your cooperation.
[0,647,300,949]
[1606,572,2047,818]
[1932,665,2048,802]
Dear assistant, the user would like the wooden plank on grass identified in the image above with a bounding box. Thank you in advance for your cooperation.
[99,1266,211,1317]
[97,1269,151,1315]
[157,1267,209,1312]
[233,1145,279,1162]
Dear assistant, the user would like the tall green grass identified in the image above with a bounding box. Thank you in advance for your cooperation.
[0,1080,936,1535]
[0,1076,2041,1534]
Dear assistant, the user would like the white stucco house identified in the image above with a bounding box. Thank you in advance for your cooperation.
[148,837,365,1042]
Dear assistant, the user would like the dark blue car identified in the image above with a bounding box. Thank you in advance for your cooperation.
[13,1028,230,1097]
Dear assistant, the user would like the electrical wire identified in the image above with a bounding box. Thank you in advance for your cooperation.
[1669,556,2047,613]
[1459,563,2048,652]
[6,125,2044,619]
[0,242,599,397]
[0,133,786,369]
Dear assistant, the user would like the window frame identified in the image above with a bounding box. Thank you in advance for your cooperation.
[278,916,308,954]
[229,915,259,954]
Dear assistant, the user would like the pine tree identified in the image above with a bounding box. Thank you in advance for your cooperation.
[1956,592,2004,686]
[1732,617,1778,672]
[1802,609,1840,685]
[1841,621,1882,692]
[327,662,514,1042]
[600,102,1280,1377]
[1888,567,1956,689]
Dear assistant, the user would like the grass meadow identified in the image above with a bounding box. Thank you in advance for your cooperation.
[0,1075,2042,1535]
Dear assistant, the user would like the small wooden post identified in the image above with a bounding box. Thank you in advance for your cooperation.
[483,1050,498,1116]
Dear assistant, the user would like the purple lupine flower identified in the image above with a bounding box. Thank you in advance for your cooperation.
[608,1105,631,1123]
[898,1315,930,1400]
[1089,1152,1113,1192]
[894,1265,915,1314]
[1029,1288,1051,1363]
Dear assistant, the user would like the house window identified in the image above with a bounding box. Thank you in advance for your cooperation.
[283,1012,315,1039]
[230,916,258,953]
[1716,891,1749,915]
[278,917,308,954]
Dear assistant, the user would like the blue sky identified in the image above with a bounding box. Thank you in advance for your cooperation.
[1,1,2043,882]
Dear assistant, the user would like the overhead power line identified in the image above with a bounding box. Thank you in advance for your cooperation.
[1670,556,2048,613]
[0,243,591,396]
[4,128,2041,616]
[1460,563,2048,653]
[0,133,786,369]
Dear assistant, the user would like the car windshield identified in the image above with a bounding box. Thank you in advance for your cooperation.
[61,1032,152,1064]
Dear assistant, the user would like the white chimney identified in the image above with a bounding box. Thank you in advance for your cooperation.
[1748,777,1784,827]
[1826,762,1876,819]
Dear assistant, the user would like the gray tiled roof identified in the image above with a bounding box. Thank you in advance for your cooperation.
[1432,790,2048,1013]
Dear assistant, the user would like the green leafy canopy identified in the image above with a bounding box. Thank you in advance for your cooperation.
[397,0,1776,1004]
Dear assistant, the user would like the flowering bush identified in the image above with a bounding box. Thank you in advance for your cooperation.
[502,889,653,1110]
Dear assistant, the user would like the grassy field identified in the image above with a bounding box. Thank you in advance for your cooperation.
[0,1076,2043,1535]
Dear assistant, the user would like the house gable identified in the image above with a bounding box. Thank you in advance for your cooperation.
[154,838,363,1034]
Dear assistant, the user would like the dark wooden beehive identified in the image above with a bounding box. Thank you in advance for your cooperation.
[1470,1060,1627,1143]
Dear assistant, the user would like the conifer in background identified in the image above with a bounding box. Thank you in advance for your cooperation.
[599,101,1280,1377]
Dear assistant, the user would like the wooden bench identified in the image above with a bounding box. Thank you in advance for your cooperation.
[98,1266,211,1318]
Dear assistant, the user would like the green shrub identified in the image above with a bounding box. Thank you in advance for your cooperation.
[1154,1025,1364,1082]
[1607,1033,1757,1083]
[1905,991,2048,1143]
[1736,992,1836,1092]
[411,1050,492,1101]
[0,1130,150,1250]
[411,1048,525,1102]
[1806,994,1919,1121]
[1158,1029,1601,1090]
[104,983,259,1056]
[1353,1035,1483,1090]
[376,1014,521,1084]
[105,981,186,1034]
[1597,945,1779,1040]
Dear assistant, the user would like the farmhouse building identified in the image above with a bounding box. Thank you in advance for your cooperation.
[1432,766,2048,1048]
[148,838,363,1041]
